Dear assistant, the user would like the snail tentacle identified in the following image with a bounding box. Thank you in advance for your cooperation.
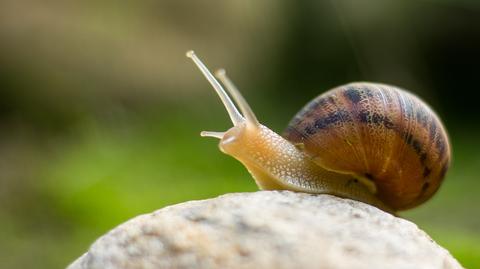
[200,131,226,139]
[186,50,244,126]
[215,69,259,128]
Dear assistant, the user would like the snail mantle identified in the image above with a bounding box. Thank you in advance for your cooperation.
[67,191,462,269]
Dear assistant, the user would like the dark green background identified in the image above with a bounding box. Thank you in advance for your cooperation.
[0,1,479,268]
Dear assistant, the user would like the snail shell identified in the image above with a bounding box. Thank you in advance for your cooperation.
[283,82,451,210]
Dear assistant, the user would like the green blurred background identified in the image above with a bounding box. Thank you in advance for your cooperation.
[0,0,479,268]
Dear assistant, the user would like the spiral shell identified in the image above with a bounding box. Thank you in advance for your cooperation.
[283,82,450,210]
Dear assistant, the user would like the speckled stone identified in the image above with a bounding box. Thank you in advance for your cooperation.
[67,191,462,269]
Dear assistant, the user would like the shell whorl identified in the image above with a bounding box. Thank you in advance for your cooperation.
[283,82,450,210]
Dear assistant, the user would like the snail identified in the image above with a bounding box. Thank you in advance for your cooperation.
[186,50,450,213]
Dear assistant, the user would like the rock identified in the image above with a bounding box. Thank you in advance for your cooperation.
[67,191,462,269]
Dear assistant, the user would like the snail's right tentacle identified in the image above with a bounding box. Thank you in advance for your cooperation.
[215,69,259,129]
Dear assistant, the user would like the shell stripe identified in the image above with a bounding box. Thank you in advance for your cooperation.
[298,87,441,180]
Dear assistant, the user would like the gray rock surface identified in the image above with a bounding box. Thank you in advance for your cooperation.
[68,191,462,269]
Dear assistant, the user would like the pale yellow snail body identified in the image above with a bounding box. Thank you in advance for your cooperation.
[187,51,450,213]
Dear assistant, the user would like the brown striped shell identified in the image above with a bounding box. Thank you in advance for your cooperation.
[283,82,450,210]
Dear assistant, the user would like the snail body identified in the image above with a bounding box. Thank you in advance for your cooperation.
[186,51,450,212]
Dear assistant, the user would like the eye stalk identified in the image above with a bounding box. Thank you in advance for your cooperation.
[214,69,259,128]
[186,50,259,140]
